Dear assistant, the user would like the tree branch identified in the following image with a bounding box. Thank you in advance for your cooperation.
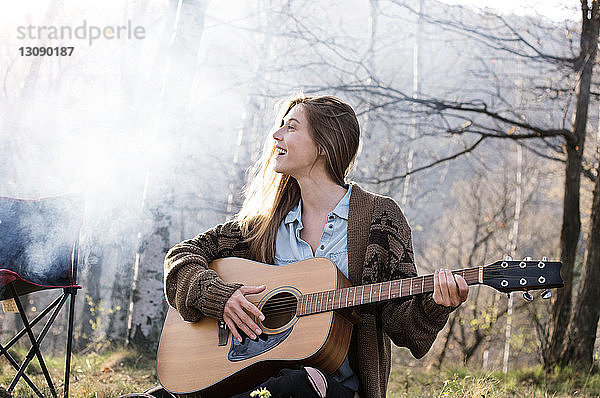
[359,136,486,184]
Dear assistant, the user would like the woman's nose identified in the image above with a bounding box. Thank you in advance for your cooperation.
[273,127,283,140]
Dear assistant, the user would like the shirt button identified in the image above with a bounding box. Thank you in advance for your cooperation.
[328,224,333,229]
[320,245,325,250]
[328,215,334,220]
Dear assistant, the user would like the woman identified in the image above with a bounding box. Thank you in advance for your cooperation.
[164,95,468,398]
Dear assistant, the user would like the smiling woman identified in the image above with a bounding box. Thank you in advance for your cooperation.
[163,94,468,398]
[237,96,360,266]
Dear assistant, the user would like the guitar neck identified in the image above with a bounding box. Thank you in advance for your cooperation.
[296,267,482,316]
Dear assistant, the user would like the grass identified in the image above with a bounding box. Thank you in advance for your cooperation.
[388,364,600,397]
[0,348,155,397]
[1,349,599,397]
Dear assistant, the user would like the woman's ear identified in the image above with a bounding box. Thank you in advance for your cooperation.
[318,146,326,156]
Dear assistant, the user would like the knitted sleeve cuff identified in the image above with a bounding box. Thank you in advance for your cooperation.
[421,294,455,323]
[194,278,243,320]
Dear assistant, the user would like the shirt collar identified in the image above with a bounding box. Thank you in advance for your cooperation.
[284,185,352,224]
[284,200,303,224]
[331,184,351,220]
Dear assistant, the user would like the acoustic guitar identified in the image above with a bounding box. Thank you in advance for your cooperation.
[157,257,563,397]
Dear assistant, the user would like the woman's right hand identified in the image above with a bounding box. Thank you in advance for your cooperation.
[223,285,266,342]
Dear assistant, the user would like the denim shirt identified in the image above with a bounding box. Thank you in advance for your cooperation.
[274,185,359,391]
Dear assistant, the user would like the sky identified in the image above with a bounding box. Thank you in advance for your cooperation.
[0,0,582,27]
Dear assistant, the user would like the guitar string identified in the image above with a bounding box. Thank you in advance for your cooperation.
[245,261,558,310]
[247,269,556,316]
[248,267,556,313]
[246,263,554,309]
[254,279,549,317]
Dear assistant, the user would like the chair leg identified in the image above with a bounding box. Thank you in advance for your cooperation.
[1,291,66,397]
[8,283,58,398]
[10,292,69,397]
[0,342,45,397]
[2,293,64,352]
[64,287,77,398]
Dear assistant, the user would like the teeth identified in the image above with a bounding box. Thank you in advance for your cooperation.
[277,148,287,155]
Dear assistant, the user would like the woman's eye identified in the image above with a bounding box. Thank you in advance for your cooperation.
[288,125,295,130]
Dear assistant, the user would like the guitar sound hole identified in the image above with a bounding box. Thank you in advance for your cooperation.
[261,292,297,330]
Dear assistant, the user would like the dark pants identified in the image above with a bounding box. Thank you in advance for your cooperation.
[230,367,355,398]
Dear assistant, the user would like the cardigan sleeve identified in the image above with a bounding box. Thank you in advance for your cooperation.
[376,197,455,359]
[163,221,244,322]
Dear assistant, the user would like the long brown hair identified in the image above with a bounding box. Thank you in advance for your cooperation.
[236,95,360,263]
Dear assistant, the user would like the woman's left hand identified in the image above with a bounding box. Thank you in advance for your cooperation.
[433,269,469,307]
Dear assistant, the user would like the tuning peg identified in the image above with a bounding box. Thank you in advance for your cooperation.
[505,255,513,261]
[541,290,551,299]
[542,256,548,261]
[523,291,534,301]
[523,256,532,261]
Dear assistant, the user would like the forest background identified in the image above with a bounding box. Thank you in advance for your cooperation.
[1,0,599,395]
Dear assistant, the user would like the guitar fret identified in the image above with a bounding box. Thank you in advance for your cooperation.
[299,266,486,315]
[320,291,324,312]
[333,290,337,310]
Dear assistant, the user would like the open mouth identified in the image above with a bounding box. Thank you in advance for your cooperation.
[276,147,287,156]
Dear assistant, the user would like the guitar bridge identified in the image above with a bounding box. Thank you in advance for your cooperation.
[218,320,229,346]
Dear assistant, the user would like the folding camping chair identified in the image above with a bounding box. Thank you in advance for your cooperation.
[0,194,83,398]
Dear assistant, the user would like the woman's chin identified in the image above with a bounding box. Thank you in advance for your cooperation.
[273,165,292,177]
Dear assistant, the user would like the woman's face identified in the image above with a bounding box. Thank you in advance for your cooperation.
[272,105,323,179]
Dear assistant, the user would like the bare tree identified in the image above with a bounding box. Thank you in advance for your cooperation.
[323,0,599,369]
[126,0,210,351]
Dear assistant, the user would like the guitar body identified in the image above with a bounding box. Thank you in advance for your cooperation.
[157,257,354,397]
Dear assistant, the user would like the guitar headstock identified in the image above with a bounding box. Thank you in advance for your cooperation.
[483,257,563,294]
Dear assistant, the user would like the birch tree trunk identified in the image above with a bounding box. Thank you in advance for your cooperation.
[126,208,172,350]
[126,0,209,351]
[106,0,179,345]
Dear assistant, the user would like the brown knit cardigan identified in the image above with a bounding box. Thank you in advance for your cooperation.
[164,183,453,398]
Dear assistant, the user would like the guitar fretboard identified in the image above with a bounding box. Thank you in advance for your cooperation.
[296,267,481,316]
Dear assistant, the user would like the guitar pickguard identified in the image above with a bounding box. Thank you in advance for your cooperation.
[228,327,293,362]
